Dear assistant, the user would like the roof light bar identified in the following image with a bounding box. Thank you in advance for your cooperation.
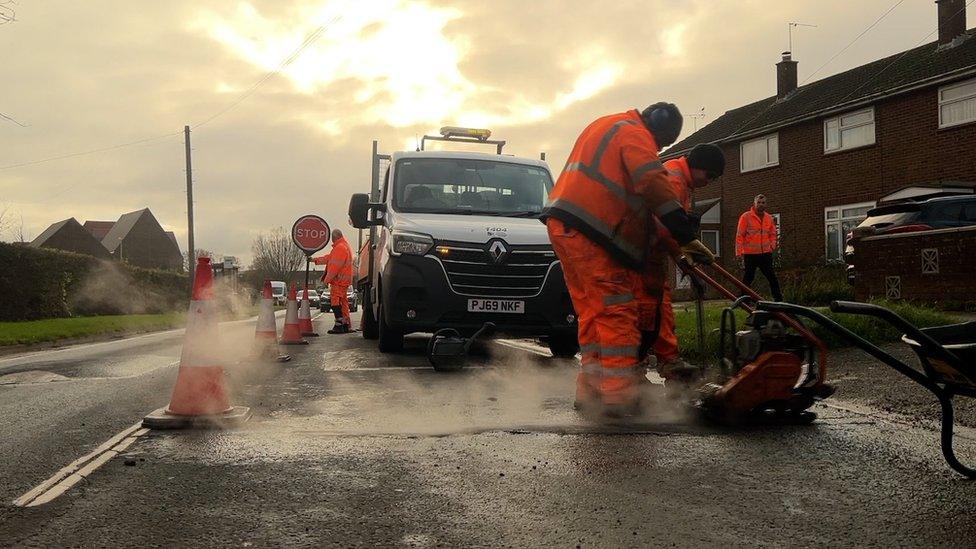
[439,126,492,141]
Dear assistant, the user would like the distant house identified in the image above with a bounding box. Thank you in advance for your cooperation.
[30,217,112,260]
[99,209,183,271]
[662,1,976,269]
[82,220,115,242]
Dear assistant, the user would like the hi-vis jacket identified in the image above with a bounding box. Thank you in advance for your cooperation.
[541,110,683,270]
[735,206,777,256]
[314,237,354,286]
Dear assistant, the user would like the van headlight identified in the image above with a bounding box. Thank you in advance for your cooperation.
[391,231,434,256]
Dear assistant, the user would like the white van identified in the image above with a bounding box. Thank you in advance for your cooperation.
[349,127,578,357]
[270,281,287,306]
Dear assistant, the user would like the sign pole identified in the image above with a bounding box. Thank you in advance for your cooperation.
[304,256,310,290]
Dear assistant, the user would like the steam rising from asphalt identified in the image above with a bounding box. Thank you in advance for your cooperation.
[297,339,695,436]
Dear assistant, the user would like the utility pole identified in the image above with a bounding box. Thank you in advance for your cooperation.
[184,125,195,284]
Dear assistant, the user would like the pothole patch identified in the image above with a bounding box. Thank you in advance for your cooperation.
[0,370,71,385]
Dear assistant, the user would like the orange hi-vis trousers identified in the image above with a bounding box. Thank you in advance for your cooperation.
[548,218,645,406]
[330,284,351,326]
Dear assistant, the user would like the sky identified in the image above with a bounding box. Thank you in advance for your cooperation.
[0,0,959,265]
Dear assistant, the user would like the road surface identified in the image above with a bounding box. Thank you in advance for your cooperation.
[1,310,975,547]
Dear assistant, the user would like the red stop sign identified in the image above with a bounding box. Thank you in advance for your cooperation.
[291,215,331,254]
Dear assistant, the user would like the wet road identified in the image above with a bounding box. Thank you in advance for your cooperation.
[1,310,975,547]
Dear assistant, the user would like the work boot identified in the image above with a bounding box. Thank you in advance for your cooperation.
[327,323,347,334]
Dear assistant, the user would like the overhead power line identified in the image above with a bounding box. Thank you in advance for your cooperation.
[0,7,346,171]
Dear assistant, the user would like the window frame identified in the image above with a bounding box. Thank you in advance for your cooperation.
[823,107,876,153]
[739,133,779,173]
[700,229,720,257]
[824,201,875,264]
[938,77,976,129]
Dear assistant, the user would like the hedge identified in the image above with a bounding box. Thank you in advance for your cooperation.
[0,242,189,321]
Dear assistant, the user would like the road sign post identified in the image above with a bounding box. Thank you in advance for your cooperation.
[291,215,331,291]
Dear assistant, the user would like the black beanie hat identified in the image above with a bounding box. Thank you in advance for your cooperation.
[687,143,725,177]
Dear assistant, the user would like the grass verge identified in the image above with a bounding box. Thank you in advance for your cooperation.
[0,313,186,346]
[673,300,962,362]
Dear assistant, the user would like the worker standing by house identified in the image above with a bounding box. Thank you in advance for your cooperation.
[315,229,354,334]
[542,103,714,418]
[735,194,783,301]
[642,144,725,383]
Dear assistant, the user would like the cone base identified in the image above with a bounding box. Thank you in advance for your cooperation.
[280,340,309,346]
[301,332,319,337]
[142,406,251,430]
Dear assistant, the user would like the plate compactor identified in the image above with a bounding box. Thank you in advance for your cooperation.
[677,260,836,424]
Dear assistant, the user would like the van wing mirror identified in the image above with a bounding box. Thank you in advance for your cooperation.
[348,193,386,229]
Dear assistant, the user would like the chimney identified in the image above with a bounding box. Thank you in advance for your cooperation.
[776,51,798,99]
[937,0,967,46]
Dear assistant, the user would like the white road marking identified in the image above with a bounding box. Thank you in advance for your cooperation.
[0,315,267,368]
[13,421,151,507]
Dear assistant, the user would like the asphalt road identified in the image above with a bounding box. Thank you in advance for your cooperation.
[1,309,975,547]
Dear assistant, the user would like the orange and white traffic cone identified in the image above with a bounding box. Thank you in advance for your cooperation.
[253,279,290,362]
[143,257,250,429]
[299,285,319,337]
[280,283,308,346]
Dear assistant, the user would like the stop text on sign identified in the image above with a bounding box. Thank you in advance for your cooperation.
[291,215,331,254]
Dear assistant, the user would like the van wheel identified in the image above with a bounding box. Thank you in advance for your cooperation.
[548,331,579,358]
[377,302,403,353]
[361,295,379,340]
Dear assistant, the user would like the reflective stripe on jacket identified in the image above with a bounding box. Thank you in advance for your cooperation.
[323,237,353,286]
[735,207,777,256]
[541,109,681,270]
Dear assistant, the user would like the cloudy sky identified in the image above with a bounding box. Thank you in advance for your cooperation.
[0,0,954,265]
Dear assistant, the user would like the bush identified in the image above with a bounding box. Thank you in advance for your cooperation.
[0,242,189,321]
[779,264,854,306]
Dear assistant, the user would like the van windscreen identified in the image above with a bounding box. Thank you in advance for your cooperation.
[394,158,553,218]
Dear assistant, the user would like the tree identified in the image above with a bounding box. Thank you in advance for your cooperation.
[183,248,215,272]
[250,227,306,283]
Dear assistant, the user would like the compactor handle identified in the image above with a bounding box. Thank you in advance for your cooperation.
[829,300,884,315]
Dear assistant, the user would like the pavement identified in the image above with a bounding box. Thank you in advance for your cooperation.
[1,309,975,547]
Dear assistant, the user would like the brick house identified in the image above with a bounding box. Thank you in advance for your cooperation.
[98,208,184,271]
[663,1,976,274]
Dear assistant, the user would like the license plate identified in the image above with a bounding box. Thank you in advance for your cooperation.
[467,299,525,314]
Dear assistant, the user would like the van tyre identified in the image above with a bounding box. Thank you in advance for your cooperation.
[377,302,404,353]
[548,332,579,358]
[361,294,379,340]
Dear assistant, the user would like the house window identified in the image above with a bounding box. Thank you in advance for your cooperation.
[700,230,720,257]
[740,134,779,172]
[824,202,875,262]
[939,77,976,128]
[824,107,876,152]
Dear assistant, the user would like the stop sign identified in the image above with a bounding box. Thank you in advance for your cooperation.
[291,215,331,254]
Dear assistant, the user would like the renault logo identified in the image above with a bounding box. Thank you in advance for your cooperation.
[487,240,509,264]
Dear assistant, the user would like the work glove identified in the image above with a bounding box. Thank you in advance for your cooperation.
[679,239,715,267]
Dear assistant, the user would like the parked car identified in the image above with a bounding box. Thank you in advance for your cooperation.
[845,195,976,283]
[304,289,320,308]
[318,286,359,313]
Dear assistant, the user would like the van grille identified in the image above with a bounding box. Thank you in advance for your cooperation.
[432,240,557,298]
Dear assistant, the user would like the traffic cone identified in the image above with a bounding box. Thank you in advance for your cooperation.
[143,257,250,429]
[280,283,308,346]
[253,279,290,362]
[299,285,319,337]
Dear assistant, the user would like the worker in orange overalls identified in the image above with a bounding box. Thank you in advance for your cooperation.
[735,194,782,301]
[638,144,725,386]
[542,103,715,418]
[313,229,354,334]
